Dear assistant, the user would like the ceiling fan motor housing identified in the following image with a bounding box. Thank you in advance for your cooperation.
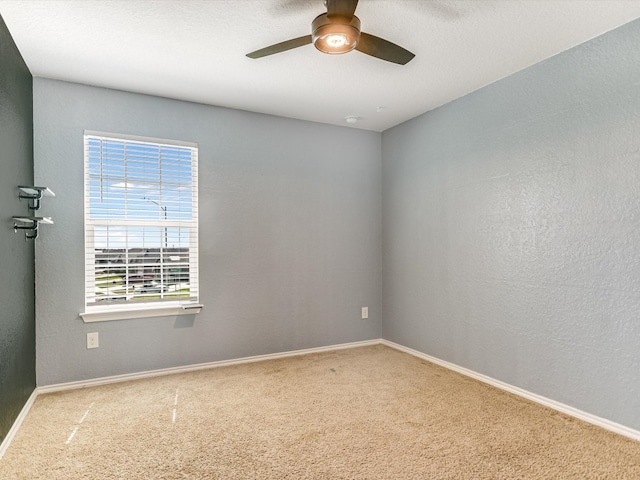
[312,13,361,54]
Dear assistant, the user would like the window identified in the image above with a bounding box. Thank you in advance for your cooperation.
[82,132,199,321]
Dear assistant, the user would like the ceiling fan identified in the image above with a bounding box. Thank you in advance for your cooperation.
[246,0,415,65]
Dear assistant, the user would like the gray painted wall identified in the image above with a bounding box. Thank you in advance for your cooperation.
[382,19,640,430]
[33,79,382,386]
[0,14,35,443]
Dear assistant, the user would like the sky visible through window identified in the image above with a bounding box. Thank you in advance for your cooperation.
[86,136,194,250]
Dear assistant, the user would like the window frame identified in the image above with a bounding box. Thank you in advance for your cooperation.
[80,131,201,323]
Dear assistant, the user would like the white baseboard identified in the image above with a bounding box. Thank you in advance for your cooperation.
[5,338,638,459]
[37,339,381,394]
[0,388,38,461]
[381,339,640,442]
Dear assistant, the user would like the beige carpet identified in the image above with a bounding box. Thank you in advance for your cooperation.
[1,345,639,479]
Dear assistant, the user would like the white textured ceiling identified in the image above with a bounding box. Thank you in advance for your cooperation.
[1,0,640,132]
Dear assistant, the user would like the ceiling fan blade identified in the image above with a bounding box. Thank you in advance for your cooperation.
[326,0,359,18]
[246,35,312,59]
[355,32,415,65]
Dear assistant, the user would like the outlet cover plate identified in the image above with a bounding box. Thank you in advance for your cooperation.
[87,332,99,349]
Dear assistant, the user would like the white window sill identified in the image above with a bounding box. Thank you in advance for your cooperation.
[80,303,203,323]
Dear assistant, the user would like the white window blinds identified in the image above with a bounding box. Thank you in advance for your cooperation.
[84,132,199,309]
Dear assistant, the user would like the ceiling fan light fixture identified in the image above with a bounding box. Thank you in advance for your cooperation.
[246,2,415,65]
[312,13,361,55]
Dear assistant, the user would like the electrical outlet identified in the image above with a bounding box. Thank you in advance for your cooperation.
[87,332,99,349]
[361,307,369,319]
